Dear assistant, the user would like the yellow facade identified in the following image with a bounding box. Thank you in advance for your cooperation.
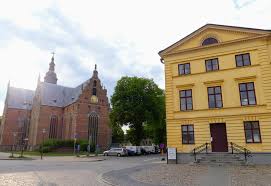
[159,24,271,153]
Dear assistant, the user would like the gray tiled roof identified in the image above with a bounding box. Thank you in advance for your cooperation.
[7,87,35,110]
[40,80,91,107]
[7,79,92,109]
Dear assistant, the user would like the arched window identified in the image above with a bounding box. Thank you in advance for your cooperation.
[18,117,29,145]
[88,113,99,145]
[92,88,97,96]
[68,115,72,138]
[49,115,58,139]
[202,37,218,46]
[93,80,97,87]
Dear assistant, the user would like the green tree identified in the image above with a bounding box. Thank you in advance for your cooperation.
[111,122,125,143]
[110,76,164,145]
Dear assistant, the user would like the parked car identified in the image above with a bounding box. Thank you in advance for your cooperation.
[126,149,136,156]
[141,146,156,154]
[125,146,141,155]
[103,148,127,157]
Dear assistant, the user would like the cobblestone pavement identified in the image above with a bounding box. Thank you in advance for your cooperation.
[131,163,271,186]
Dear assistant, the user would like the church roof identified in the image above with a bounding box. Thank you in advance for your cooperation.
[40,82,80,107]
[7,79,93,109]
[40,79,93,107]
[7,87,35,110]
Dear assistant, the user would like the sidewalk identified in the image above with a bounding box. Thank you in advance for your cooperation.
[0,152,10,159]
[0,152,105,162]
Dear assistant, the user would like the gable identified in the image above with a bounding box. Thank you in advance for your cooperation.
[159,24,271,56]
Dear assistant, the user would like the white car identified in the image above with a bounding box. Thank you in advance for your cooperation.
[103,148,127,157]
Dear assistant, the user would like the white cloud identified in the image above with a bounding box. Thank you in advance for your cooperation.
[0,0,271,114]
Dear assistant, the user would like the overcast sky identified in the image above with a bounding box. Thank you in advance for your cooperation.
[0,0,270,114]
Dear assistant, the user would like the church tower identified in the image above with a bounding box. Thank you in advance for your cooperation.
[44,53,58,84]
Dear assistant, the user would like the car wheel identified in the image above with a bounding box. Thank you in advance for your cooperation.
[117,153,121,157]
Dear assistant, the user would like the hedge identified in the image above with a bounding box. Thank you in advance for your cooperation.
[39,139,96,153]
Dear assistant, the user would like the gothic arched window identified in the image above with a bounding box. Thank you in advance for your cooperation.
[88,113,99,145]
[92,88,97,96]
[49,115,58,139]
[18,117,29,145]
[202,37,218,46]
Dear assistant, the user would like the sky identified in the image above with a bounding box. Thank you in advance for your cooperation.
[0,0,270,114]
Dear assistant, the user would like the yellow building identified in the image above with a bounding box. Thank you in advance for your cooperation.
[159,24,271,161]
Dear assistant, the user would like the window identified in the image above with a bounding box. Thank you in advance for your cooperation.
[202,37,218,46]
[180,89,193,111]
[244,121,261,143]
[236,53,251,67]
[49,115,58,139]
[205,58,219,71]
[178,63,190,75]
[93,80,97,87]
[182,125,195,144]
[239,82,256,106]
[88,113,99,145]
[92,88,97,96]
[208,86,223,108]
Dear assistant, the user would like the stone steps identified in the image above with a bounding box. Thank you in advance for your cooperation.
[196,153,246,165]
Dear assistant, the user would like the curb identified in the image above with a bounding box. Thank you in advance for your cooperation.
[0,158,35,160]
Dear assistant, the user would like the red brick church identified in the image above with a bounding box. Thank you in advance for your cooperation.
[0,55,112,150]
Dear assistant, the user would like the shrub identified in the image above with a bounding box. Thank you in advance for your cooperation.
[40,139,95,152]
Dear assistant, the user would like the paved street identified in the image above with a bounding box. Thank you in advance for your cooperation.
[1,152,271,186]
[0,153,164,186]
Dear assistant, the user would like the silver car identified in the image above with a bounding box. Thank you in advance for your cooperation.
[103,148,127,157]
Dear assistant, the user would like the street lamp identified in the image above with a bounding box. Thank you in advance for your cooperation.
[41,128,46,160]
[73,133,77,156]
[11,132,17,158]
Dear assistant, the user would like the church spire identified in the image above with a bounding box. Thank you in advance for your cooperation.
[44,52,58,84]
[92,64,98,78]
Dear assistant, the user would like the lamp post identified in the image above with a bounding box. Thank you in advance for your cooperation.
[41,128,46,160]
[73,133,77,156]
[11,132,17,158]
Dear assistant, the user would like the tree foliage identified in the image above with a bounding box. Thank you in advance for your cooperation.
[111,122,125,143]
[110,76,165,145]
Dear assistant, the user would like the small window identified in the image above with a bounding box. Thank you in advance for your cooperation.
[236,53,251,67]
[182,125,195,144]
[49,115,58,139]
[180,89,193,111]
[208,86,223,108]
[93,80,97,87]
[92,88,97,96]
[202,37,218,46]
[178,63,190,75]
[239,82,256,106]
[244,121,261,143]
[205,58,219,71]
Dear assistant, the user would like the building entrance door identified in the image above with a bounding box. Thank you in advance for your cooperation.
[210,123,228,152]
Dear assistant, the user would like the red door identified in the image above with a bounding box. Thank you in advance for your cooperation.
[210,123,228,152]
